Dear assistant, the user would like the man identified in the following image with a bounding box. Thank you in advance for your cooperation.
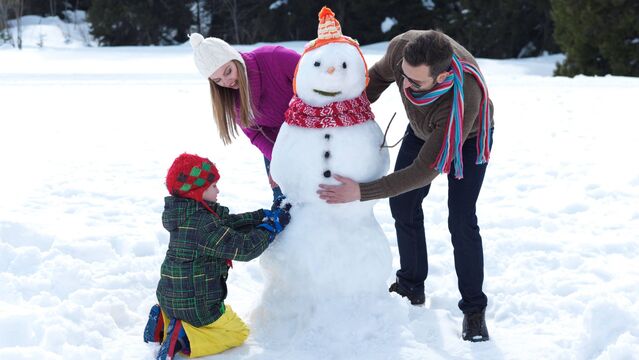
[317,30,494,342]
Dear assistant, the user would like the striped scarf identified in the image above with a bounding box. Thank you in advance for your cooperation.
[403,54,491,179]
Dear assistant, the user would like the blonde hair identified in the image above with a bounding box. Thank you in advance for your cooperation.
[208,60,255,145]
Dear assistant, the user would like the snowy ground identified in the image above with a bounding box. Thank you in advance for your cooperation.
[2,23,639,360]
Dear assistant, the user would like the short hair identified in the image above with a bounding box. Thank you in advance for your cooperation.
[403,31,453,78]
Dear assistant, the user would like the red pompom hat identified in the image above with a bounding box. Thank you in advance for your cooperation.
[166,153,220,215]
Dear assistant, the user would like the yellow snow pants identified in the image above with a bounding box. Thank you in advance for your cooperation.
[161,305,249,358]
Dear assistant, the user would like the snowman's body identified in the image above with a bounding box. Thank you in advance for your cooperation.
[260,41,391,304]
[251,9,407,348]
[265,121,391,297]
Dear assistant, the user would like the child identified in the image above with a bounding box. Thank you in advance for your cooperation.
[143,153,291,359]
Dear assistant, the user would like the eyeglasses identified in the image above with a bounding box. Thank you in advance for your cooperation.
[399,68,424,89]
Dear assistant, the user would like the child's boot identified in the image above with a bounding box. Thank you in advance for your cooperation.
[143,304,165,343]
[157,318,191,360]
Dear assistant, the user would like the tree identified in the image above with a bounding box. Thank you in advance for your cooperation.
[0,1,11,44]
[430,0,557,58]
[15,0,21,48]
[88,0,194,45]
[0,0,23,48]
[552,0,639,76]
[204,0,267,44]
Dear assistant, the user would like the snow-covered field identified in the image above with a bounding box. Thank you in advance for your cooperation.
[2,22,639,360]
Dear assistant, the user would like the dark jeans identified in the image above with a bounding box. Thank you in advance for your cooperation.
[390,125,492,314]
[263,157,283,202]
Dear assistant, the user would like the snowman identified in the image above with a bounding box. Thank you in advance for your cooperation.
[254,7,394,343]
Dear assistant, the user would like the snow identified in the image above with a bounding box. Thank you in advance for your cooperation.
[269,0,288,11]
[3,14,93,48]
[422,0,436,11]
[381,17,398,34]
[2,19,639,360]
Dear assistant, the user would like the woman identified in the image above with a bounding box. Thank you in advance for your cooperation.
[189,33,300,200]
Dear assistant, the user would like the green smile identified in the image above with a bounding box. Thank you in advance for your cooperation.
[313,89,342,97]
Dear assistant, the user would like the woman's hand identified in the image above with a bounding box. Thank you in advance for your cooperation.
[268,173,279,189]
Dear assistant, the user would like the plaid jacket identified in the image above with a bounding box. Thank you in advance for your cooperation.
[156,196,271,327]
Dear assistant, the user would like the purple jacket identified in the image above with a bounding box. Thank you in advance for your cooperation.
[238,46,300,160]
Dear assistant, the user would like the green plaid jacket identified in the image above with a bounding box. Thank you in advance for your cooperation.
[156,196,271,327]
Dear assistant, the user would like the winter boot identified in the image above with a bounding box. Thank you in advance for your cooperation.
[462,308,489,342]
[144,304,165,343]
[389,282,425,306]
[157,318,190,360]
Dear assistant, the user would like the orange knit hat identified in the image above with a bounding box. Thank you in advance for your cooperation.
[294,6,368,94]
[305,7,359,52]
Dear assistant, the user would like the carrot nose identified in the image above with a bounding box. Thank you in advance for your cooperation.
[327,66,335,74]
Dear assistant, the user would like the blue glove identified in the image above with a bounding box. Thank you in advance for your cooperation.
[258,204,292,236]
[258,209,283,234]
[258,212,280,243]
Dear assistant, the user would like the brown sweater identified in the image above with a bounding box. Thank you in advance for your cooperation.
[360,30,495,201]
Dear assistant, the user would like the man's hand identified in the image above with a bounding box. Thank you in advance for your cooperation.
[317,175,361,204]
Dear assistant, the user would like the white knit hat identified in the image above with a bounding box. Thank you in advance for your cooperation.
[189,33,245,79]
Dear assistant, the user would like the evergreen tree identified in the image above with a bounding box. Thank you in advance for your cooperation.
[188,0,559,59]
[433,0,557,58]
[552,0,639,76]
[273,1,319,42]
[381,0,440,41]
[88,0,193,45]
[191,0,212,35]
[203,0,266,44]
[23,0,57,16]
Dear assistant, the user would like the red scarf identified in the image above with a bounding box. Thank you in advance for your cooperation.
[285,92,374,128]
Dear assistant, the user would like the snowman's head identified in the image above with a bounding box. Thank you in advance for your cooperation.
[292,6,369,107]
[295,42,367,107]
